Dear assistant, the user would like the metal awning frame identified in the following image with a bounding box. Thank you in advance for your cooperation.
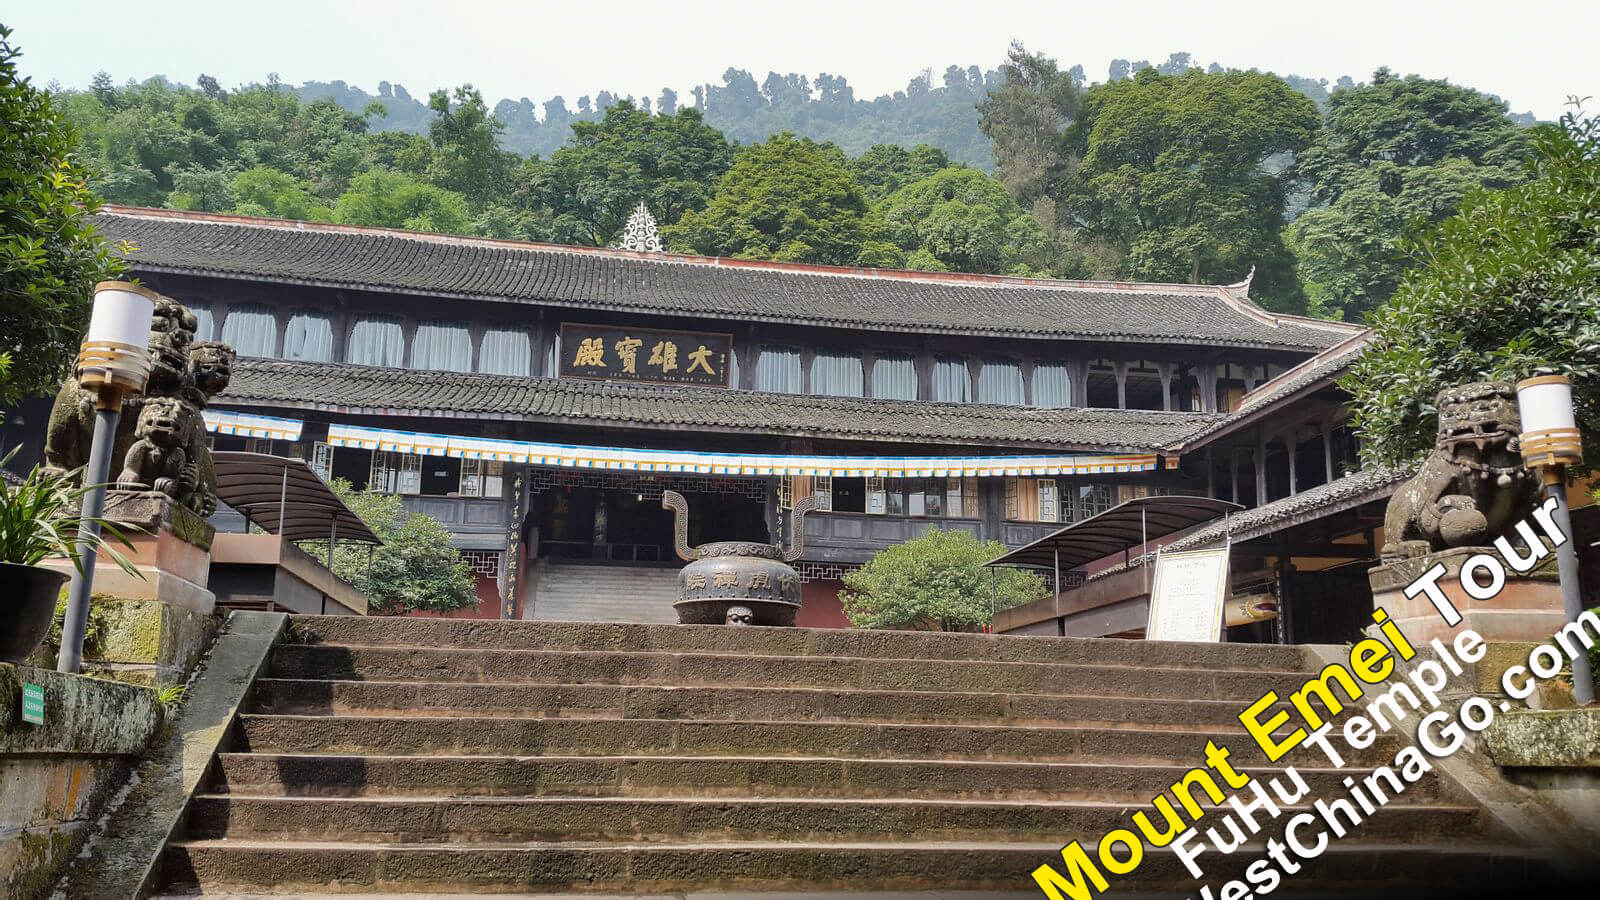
[985,495,1242,597]
[211,452,382,550]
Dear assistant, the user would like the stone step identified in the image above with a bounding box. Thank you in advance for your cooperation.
[184,794,1484,844]
[265,645,1314,700]
[249,678,1321,729]
[234,715,1395,767]
[284,615,1313,670]
[215,753,1433,803]
[158,839,1552,895]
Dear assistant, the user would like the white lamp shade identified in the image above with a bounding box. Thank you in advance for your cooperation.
[86,285,156,346]
[1516,376,1577,432]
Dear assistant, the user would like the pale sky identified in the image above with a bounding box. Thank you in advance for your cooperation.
[9,0,1597,121]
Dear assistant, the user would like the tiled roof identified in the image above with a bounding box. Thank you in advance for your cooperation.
[94,207,1360,351]
[1162,464,1412,551]
[218,359,1223,452]
[1178,331,1371,448]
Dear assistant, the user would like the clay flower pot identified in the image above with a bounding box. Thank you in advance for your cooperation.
[0,562,69,665]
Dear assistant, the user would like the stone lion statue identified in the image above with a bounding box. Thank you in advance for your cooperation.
[1379,382,1540,561]
[44,293,233,516]
[117,395,191,495]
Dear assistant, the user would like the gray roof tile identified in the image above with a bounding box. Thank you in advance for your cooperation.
[95,207,1361,351]
[219,359,1222,452]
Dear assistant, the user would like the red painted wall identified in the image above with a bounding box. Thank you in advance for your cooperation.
[797,579,851,629]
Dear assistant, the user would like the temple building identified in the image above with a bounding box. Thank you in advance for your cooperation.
[5,205,1390,632]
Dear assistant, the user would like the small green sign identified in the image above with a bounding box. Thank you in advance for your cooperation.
[21,683,44,726]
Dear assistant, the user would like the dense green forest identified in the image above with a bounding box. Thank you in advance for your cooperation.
[52,40,1538,319]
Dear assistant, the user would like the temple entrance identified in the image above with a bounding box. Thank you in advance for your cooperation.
[533,470,769,564]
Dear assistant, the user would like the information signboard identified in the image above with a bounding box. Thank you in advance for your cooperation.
[21,683,44,725]
[1144,548,1231,642]
[559,323,732,387]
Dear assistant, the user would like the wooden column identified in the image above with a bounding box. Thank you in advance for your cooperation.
[1286,430,1298,496]
[915,346,934,401]
[1159,363,1174,411]
[1255,434,1268,507]
[1323,421,1336,483]
[1114,361,1128,409]
[1071,359,1090,408]
[861,350,878,399]
[1205,446,1215,498]
[1229,450,1240,505]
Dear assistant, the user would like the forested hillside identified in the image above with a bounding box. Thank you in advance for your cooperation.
[52,39,1538,319]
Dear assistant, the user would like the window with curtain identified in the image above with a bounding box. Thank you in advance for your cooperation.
[1033,363,1072,408]
[811,351,864,397]
[219,304,278,358]
[977,358,1024,405]
[412,321,472,372]
[478,328,531,376]
[189,303,215,342]
[754,346,802,394]
[347,315,405,368]
[283,311,334,362]
[931,356,970,403]
[871,353,917,401]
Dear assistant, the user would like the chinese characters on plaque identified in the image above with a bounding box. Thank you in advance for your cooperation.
[559,323,732,387]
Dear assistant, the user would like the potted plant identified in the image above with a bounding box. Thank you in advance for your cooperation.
[0,448,137,665]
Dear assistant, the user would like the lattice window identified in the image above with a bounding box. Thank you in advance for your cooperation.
[795,561,861,583]
[459,550,501,577]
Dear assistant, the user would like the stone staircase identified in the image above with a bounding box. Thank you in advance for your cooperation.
[150,617,1544,895]
[528,561,681,623]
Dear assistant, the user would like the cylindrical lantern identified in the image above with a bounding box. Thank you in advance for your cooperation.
[1516,374,1582,470]
[76,281,158,392]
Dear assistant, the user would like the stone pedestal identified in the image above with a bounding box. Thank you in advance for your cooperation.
[37,492,220,685]
[1370,546,1565,646]
[42,491,215,616]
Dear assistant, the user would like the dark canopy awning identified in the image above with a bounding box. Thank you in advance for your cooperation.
[211,451,381,544]
[986,495,1242,571]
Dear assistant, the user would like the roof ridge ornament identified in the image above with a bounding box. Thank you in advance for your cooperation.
[616,201,664,253]
[1224,265,1256,298]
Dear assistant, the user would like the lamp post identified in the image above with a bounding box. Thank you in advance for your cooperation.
[1515,374,1593,705]
[57,282,156,674]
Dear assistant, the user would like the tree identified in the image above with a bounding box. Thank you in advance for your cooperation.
[839,529,1046,631]
[1342,106,1600,470]
[533,101,732,245]
[877,166,1047,274]
[299,478,477,616]
[231,165,332,220]
[664,133,869,265]
[1289,70,1529,319]
[977,42,1080,210]
[425,85,515,205]
[0,25,124,405]
[850,143,950,203]
[334,169,471,233]
[1069,68,1321,310]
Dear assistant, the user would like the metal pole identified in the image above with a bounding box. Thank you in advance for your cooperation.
[278,465,288,535]
[1053,546,1060,601]
[327,517,338,570]
[1141,505,1149,595]
[58,402,122,673]
[1546,480,1595,704]
[989,566,997,628]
